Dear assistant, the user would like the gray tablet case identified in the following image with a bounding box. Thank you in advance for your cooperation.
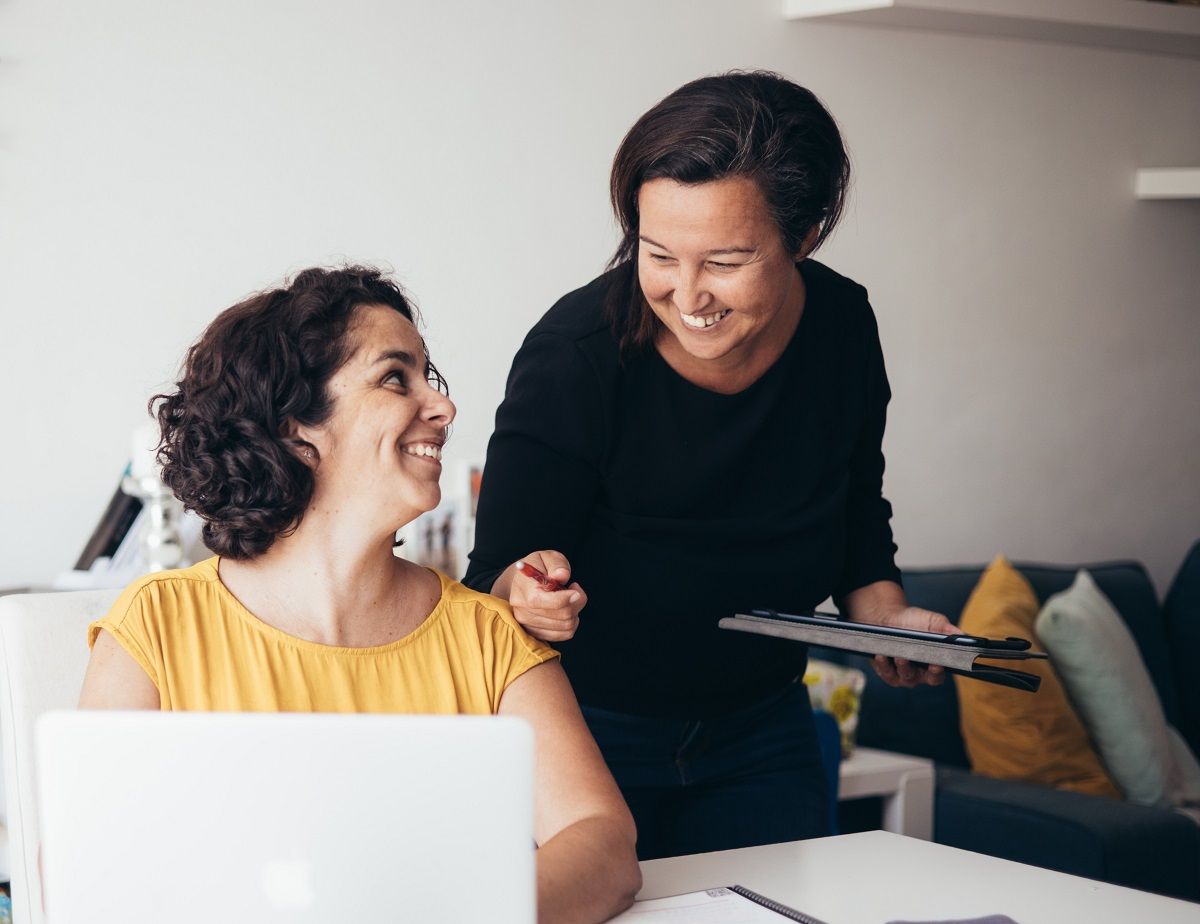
[719,613,1048,691]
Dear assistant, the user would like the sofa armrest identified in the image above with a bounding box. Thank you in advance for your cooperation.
[935,766,1200,901]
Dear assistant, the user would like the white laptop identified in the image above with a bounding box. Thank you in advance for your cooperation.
[36,711,536,924]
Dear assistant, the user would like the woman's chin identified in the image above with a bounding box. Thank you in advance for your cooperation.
[391,488,442,528]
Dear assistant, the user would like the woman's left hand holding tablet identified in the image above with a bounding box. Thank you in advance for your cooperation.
[843,581,961,690]
[869,605,961,689]
[498,550,587,643]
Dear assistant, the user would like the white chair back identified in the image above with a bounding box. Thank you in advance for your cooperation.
[0,589,121,924]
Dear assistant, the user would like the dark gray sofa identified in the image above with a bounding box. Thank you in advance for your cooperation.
[816,542,1200,902]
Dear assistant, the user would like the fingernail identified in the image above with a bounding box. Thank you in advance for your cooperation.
[569,593,581,604]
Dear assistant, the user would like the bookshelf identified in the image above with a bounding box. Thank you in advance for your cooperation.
[782,0,1200,58]
[785,3,1200,198]
[1134,167,1200,198]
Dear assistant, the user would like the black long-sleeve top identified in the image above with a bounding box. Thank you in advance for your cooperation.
[464,259,902,718]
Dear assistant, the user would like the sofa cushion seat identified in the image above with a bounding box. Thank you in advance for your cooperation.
[935,766,1200,902]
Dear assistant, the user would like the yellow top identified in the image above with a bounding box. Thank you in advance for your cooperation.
[88,557,559,715]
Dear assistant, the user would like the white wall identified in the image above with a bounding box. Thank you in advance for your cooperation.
[1,0,1197,593]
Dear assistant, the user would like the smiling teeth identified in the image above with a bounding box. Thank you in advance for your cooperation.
[681,309,731,329]
[403,444,442,461]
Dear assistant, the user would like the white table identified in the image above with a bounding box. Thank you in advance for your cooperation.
[635,830,1199,923]
[838,747,934,840]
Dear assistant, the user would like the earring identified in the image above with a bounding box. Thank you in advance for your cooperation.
[304,449,314,460]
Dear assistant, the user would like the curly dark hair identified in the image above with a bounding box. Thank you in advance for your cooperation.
[606,70,850,355]
[152,265,447,560]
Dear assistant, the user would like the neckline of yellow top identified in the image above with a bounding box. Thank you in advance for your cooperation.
[200,556,452,656]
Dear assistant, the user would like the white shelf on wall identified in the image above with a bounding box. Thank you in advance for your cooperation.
[783,0,1200,58]
[1135,167,1200,199]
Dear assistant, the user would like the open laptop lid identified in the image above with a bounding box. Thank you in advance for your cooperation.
[37,711,535,924]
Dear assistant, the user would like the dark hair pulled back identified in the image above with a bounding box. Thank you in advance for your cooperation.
[606,70,850,354]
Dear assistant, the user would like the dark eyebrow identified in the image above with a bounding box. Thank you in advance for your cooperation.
[370,349,417,367]
[638,235,756,257]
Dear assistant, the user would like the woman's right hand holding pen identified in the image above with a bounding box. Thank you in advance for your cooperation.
[493,550,587,643]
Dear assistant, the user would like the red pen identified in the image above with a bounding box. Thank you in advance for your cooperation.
[516,561,563,592]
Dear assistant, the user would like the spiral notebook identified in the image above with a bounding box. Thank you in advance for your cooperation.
[609,885,828,923]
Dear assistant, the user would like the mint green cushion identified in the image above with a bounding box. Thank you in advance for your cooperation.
[1167,726,1200,813]
[1035,570,1172,805]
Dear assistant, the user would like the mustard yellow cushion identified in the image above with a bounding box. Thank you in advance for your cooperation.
[954,555,1119,798]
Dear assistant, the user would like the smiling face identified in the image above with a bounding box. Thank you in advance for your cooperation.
[637,175,809,388]
[298,304,455,529]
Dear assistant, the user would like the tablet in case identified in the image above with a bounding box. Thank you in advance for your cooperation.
[719,611,1048,691]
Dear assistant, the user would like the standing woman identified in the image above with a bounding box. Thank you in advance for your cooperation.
[464,71,955,861]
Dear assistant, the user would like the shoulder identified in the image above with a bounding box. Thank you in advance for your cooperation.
[803,259,871,313]
[89,557,221,657]
[437,573,528,635]
[802,258,882,346]
[500,271,624,423]
[103,558,220,628]
[532,269,616,341]
[519,269,622,374]
[435,573,559,660]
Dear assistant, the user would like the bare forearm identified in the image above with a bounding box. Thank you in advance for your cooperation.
[537,815,641,924]
[842,580,959,687]
[842,579,907,624]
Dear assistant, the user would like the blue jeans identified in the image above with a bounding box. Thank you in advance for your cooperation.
[581,681,831,860]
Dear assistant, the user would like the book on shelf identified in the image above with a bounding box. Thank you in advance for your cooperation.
[73,466,142,571]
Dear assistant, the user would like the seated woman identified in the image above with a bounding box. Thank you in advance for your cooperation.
[78,265,640,924]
